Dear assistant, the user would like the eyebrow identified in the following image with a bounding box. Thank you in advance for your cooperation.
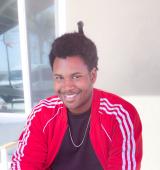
[54,72,82,76]
[71,72,83,76]
[53,74,62,76]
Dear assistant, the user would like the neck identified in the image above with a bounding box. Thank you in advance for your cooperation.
[68,107,91,116]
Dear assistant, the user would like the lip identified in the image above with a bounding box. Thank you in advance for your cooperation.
[63,93,77,102]
[59,90,81,102]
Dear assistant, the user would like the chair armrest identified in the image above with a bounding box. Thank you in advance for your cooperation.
[0,141,17,170]
[0,141,17,150]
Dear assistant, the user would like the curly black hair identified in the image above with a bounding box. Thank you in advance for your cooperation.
[49,32,98,71]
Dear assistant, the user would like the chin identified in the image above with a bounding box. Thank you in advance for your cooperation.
[65,103,79,111]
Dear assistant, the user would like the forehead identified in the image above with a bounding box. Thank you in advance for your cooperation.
[53,56,89,74]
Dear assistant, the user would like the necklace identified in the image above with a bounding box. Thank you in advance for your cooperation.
[68,115,91,148]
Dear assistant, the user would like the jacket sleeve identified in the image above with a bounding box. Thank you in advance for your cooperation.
[11,107,48,170]
[106,105,143,170]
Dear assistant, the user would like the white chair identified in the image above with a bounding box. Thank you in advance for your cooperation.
[0,141,17,170]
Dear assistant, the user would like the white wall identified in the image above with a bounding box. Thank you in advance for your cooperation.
[66,0,160,169]
[123,96,160,170]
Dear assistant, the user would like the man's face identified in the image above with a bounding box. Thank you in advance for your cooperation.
[53,56,97,114]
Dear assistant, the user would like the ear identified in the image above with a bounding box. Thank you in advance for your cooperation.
[90,68,97,83]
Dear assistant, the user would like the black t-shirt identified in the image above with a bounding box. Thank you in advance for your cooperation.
[51,109,103,170]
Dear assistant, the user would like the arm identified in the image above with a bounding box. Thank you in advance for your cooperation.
[106,106,143,170]
[11,108,48,170]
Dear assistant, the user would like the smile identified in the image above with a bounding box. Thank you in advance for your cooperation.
[63,93,77,101]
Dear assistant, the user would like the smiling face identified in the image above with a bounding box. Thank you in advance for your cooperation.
[53,56,97,114]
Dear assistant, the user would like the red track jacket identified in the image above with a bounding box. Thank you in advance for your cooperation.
[11,88,142,170]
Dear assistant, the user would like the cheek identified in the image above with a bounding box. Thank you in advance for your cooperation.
[75,79,93,90]
[53,82,60,93]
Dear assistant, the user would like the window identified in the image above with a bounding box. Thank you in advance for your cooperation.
[0,1,23,113]
[25,1,55,105]
[0,0,60,113]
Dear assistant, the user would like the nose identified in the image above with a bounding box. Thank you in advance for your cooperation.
[62,78,74,91]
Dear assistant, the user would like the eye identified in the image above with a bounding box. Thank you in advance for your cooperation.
[54,75,64,81]
[72,75,82,79]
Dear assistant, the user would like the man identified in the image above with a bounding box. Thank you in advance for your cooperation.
[11,23,142,170]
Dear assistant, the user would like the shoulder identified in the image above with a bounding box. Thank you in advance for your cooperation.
[94,88,139,121]
[27,95,64,125]
[94,89,142,141]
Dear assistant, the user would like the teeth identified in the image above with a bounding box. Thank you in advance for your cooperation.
[66,94,76,98]
[65,94,76,100]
